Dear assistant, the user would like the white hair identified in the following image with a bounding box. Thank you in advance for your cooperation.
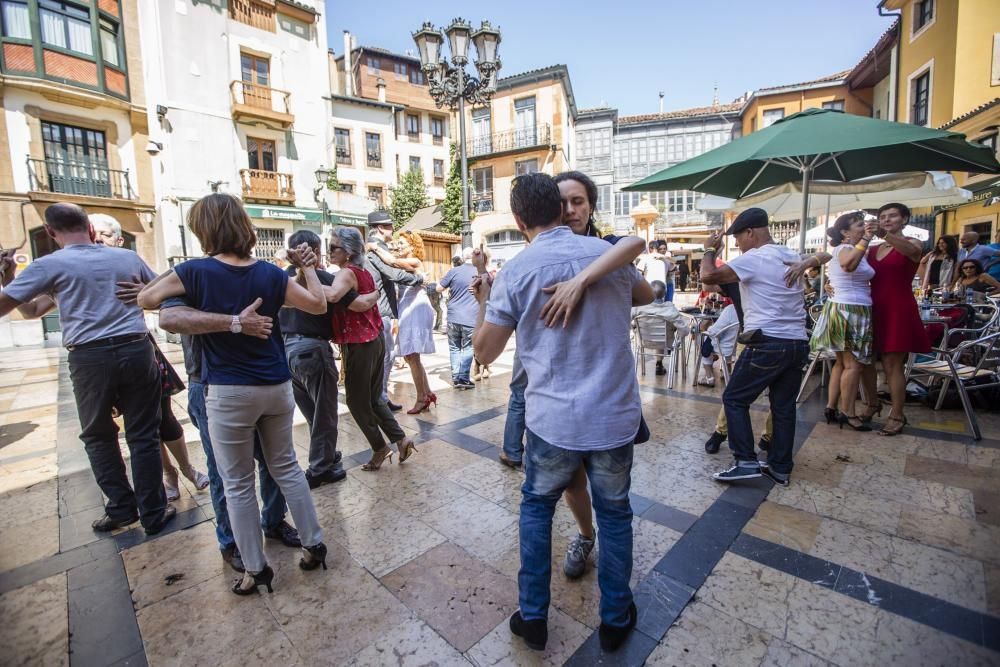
[462,247,474,262]
[89,213,122,239]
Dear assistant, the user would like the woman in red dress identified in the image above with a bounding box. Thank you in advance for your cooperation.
[861,203,930,436]
[326,226,416,469]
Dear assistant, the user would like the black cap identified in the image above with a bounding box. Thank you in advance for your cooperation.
[367,210,393,227]
[724,207,769,235]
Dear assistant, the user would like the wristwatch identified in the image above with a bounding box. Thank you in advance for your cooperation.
[230,315,242,334]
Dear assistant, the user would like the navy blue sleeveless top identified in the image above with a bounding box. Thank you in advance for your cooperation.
[174,257,290,385]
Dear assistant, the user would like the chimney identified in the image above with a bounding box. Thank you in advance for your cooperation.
[376,76,386,103]
[712,84,719,107]
[343,31,354,96]
[658,92,664,114]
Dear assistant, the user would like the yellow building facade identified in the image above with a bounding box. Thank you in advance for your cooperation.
[739,72,871,136]
[458,65,577,264]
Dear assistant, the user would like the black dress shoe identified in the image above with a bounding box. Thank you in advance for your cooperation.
[306,468,347,489]
[264,520,301,548]
[757,437,770,452]
[222,546,245,573]
[704,431,727,454]
[387,401,403,412]
[509,611,547,651]
[333,451,343,465]
[144,505,177,536]
[599,602,637,652]
[91,513,139,532]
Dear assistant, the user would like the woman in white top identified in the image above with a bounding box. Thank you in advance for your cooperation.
[809,212,875,431]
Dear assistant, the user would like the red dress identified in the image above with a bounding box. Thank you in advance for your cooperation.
[331,264,383,345]
[868,245,931,354]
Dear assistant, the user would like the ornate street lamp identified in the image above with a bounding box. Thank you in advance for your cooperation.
[314,165,331,229]
[413,18,501,248]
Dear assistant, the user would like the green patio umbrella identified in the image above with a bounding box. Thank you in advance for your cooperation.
[623,108,1000,251]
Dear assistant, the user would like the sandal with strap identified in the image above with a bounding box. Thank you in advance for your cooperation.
[878,415,907,437]
[361,447,394,471]
[860,400,883,424]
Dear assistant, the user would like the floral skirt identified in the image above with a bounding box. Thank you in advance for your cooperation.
[810,301,874,365]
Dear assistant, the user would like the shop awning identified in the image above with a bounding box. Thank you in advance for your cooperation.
[244,205,323,223]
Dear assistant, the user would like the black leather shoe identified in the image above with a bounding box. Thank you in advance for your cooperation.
[757,437,770,452]
[222,546,245,573]
[91,513,138,532]
[704,431,726,454]
[333,451,343,465]
[509,611,547,651]
[264,520,301,548]
[387,401,403,412]
[306,468,347,489]
[599,602,637,652]
[144,505,177,536]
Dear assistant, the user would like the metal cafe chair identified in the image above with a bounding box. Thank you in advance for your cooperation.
[633,314,687,389]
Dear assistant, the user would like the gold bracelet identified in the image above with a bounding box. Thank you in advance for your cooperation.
[854,242,868,251]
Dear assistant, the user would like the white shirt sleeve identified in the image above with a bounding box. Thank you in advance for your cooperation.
[726,251,757,283]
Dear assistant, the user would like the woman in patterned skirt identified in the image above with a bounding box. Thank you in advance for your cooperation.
[810,212,875,431]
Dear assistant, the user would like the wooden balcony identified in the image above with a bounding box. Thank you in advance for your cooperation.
[240,169,295,203]
[229,0,275,32]
[230,80,293,128]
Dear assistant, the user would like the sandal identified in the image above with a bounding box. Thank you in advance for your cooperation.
[361,447,394,471]
[860,400,883,424]
[396,437,418,463]
[878,415,907,437]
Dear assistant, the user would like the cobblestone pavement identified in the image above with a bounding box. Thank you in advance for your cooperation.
[1,326,999,666]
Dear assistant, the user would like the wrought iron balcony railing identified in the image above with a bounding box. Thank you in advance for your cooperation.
[240,168,295,203]
[469,123,552,158]
[472,190,493,213]
[27,157,134,199]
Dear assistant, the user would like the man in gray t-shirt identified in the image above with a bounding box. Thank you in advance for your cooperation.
[438,249,480,387]
[470,173,653,653]
[0,203,173,535]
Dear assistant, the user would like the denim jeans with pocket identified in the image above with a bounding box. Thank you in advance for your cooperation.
[519,429,634,627]
[447,323,474,382]
[722,338,808,475]
[187,380,288,551]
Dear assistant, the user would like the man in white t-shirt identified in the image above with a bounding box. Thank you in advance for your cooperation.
[636,241,667,286]
[699,208,808,487]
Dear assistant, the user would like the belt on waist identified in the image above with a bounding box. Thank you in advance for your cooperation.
[283,333,329,341]
[67,332,148,351]
[746,335,806,346]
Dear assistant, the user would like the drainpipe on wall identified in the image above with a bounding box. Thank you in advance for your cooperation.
[877,1,903,122]
[343,31,354,96]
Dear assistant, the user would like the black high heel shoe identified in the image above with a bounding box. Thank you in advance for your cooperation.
[860,401,883,424]
[824,407,838,424]
[232,565,274,595]
[300,542,328,571]
[838,413,873,432]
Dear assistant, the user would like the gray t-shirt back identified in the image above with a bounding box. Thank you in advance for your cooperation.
[4,244,157,347]
[440,263,479,327]
[485,225,644,451]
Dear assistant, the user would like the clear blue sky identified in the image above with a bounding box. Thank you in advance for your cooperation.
[324,0,894,116]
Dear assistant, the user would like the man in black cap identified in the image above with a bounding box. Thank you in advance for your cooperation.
[699,207,809,487]
[365,210,423,411]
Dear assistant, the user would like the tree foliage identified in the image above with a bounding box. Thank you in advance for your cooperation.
[442,143,474,235]
[388,168,429,230]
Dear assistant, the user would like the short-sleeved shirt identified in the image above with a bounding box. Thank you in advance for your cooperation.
[959,245,995,266]
[987,243,1000,282]
[4,244,156,347]
[278,267,336,339]
[638,253,667,285]
[173,257,290,385]
[485,225,643,451]
[727,244,807,341]
[439,263,479,327]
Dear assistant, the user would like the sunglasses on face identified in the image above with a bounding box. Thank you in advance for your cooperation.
[962,265,976,271]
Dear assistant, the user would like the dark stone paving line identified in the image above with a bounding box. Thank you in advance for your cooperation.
[731,533,1000,652]
[68,552,146,667]
[0,539,117,596]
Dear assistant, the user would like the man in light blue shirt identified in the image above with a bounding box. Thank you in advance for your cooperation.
[958,231,998,265]
[471,173,653,653]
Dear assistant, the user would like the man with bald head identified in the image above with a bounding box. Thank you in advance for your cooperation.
[0,203,175,536]
[958,231,997,266]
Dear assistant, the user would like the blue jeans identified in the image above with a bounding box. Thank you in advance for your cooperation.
[666,280,675,302]
[187,381,287,551]
[502,373,527,462]
[448,322,474,382]
[722,339,808,475]
[519,430,634,626]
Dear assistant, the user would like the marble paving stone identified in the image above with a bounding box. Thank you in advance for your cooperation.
[346,618,472,666]
[262,541,413,665]
[986,562,1000,617]
[760,637,833,666]
[380,541,516,652]
[136,574,284,665]
[839,464,977,519]
[123,522,225,610]
[0,572,68,666]
[466,606,592,667]
[809,517,987,612]
[630,462,723,516]
[0,514,58,573]
[967,444,1000,469]
[696,552,796,639]
[458,414,508,443]
[424,493,519,563]
[327,502,446,577]
[645,600,772,666]
[897,505,1000,566]
[310,475,386,524]
[743,501,822,552]
[974,489,1000,527]
[767,479,903,536]
[904,455,1000,494]
[0,477,57,532]
[448,457,523,508]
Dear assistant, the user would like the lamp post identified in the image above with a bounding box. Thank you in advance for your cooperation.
[314,165,331,230]
[413,18,501,248]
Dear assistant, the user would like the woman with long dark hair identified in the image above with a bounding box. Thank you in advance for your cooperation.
[920,236,958,292]
[952,258,1000,295]
[810,212,874,431]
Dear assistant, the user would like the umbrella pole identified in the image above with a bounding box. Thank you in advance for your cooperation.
[820,194,831,296]
[798,166,812,254]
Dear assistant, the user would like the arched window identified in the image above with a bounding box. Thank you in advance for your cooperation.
[485,229,524,246]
